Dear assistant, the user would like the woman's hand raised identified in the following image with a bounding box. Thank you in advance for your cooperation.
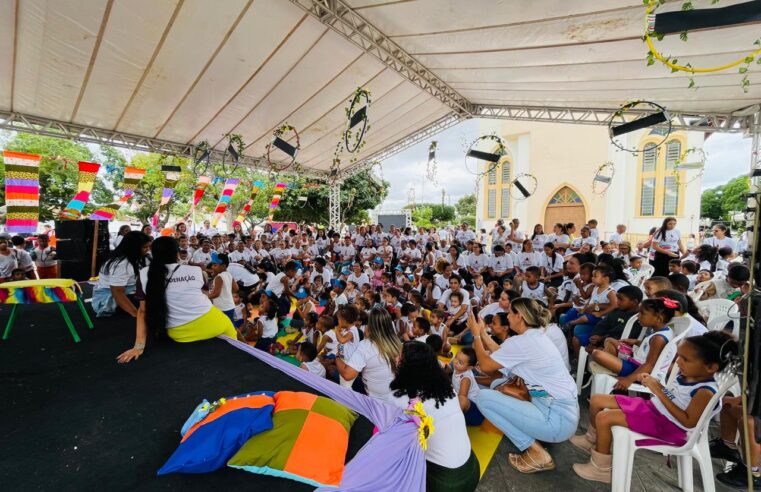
[467,312,484,336]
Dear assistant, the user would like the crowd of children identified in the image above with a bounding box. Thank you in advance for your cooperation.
[3,215,754,488]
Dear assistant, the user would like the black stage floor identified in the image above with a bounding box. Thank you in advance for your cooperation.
[0,300,373,491]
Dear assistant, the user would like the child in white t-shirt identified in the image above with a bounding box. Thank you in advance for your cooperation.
[334,304,361,387]
[405,316,431,343]
[452,347,484,426]
[297,341,326,378]
[11,236,35,279]
[232,292,245,328]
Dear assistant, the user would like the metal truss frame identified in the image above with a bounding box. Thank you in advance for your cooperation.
[290,0,472,117]
[0,110,329,181]
[473,104,748,133]
[328,181,341,229]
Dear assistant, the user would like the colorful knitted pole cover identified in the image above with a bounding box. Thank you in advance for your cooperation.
[90,167,146,220]
[192,176,211,209]
[2,151,42,234]
[267,182,287,221]
[59,161,102,220]
[211,178,240,227]
[151,166,182,228]
[232,180,263,228]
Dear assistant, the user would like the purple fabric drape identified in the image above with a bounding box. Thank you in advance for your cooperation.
[219,336,426,491]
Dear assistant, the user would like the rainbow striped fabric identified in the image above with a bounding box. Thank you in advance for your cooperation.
[59,161,101,220]
[211,178,240,227]
[2,151,42,234]
[151,166,182,228]
[267,182,287,221]
[90,167,146,220]
[0,278,79,304]
[232,180,263,228]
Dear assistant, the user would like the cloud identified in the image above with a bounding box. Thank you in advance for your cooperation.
[376,119,480,210]
[702,133,751,190]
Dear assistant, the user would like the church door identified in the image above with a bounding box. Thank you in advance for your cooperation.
[544,187,586,232]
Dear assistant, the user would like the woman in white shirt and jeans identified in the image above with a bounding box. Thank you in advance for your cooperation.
[468,298,579,474]
[92,232,151,318]
[336,307,401,402]
[389,341,479,492]
[117,236,238,363]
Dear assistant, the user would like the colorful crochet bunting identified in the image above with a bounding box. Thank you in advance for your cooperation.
[2,151,42,234]
[267,182,287,221]
[232,180,263,228]
[59,161,101,220]
[151,166,182,228]
[211,178,240,227]
[192,176,211,209]
[90,167,146,220]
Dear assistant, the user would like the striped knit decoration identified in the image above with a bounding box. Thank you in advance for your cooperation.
[211,178,240,227]
[2,151,42,234]
[151,166,182,228]
[59,161,101,220]
[267,182,287,221]
[90,167,146,220]
[192,176,211,209]
[232,180,263,228]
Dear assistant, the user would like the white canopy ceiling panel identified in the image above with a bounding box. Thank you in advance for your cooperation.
[439,52,761,85]
[414,24,761,70]
[156,0,306,143]
[294,81,431,167]
[13,0,109,122]
[243,53,386,154]
[283,69,411,160]
[450,71,761,92]
[73,0,180,129]
[346,0,636,38]
[189,17,327,148]
[115,0,251,137]
[299,94,446,169]
[0,0,16,110]
[212,28,366,150]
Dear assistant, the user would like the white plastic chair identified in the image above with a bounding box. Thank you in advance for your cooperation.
[591,317,691,396]
[629,264,654,289]
[696,299,735,324]
[707,313,740,338]
[611,368,738,492]
[575,314,641,395]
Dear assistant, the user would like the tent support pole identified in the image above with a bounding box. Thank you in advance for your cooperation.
[329,181,341,231]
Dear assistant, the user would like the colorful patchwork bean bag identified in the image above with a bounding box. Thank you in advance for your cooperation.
[228,391,358,487]
[157,393,275,475]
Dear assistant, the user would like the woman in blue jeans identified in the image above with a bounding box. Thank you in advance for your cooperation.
[468,298,579,473]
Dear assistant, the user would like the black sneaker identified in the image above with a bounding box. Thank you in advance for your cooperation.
[709,437,742,463]
[716,463,761,490]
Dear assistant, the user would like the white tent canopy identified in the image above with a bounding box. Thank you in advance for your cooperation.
[1,0,759,179]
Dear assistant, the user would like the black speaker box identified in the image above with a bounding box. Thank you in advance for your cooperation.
[54,220,110,281]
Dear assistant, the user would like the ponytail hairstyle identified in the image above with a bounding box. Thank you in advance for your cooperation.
[684,331,738,372]
[655,288,706,326]
[554,222,568,235]
[145,236,180,339]
[509,297,552,329]
[639,297,679,325]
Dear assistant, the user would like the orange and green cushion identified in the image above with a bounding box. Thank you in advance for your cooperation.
[228,391,357,487]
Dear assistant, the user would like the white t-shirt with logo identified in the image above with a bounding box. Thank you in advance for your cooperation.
[139,264,211,329]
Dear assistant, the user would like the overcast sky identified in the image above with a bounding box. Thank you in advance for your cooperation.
[375,120,752,210]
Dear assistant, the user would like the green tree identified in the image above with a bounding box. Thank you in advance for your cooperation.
[701,175,749,221]
[455,193,476,217]
[405,202,456,227]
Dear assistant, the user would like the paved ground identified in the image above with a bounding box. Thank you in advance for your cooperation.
[477,400,737,491]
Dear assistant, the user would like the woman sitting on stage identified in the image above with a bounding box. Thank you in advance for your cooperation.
[92,231,151,318]
[116,236,237,363]
[389,341,480,492]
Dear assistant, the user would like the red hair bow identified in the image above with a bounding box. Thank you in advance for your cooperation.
[662,297,679,309]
